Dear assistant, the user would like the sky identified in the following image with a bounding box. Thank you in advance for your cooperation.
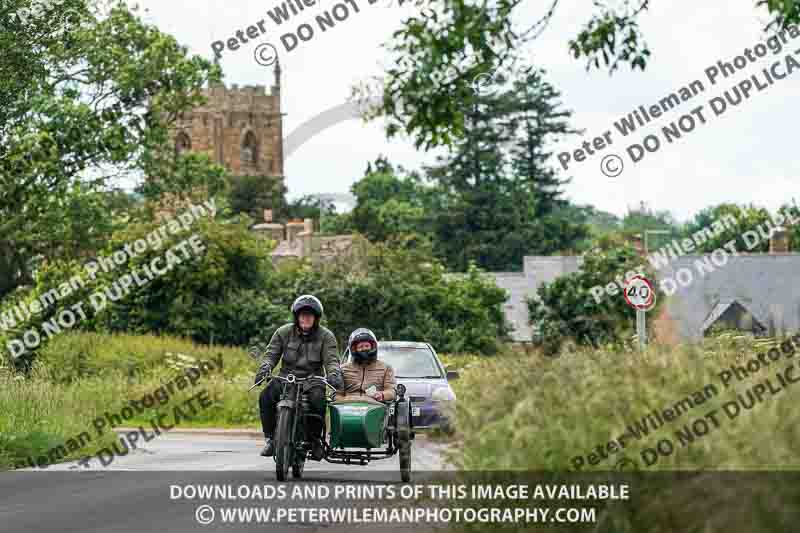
[129,0,799,222]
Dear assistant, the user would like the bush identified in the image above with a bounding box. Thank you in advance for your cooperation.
[0,214,289,366]
[528,236,660,354]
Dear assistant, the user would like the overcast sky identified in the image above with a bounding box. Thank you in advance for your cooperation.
[132,0,799,222]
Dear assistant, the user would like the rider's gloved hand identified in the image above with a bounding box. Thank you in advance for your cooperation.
[327,371,343,390]
[254,363,272,385]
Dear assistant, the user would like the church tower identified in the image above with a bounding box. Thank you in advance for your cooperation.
[171,59,284,180]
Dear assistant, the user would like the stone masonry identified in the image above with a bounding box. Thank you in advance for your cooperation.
[169,60,284,180]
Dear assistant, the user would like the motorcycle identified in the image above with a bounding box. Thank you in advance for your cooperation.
[251,373,414,482]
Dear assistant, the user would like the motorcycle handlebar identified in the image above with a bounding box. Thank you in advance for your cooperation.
[248,373,338,392]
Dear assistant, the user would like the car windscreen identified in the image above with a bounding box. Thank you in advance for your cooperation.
[377,346,442,379]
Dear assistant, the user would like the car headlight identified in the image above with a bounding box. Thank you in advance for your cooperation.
[431,387,456,402]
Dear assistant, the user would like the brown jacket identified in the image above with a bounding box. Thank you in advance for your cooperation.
[336,359,396,402]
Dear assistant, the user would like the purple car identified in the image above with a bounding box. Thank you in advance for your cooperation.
[343,341,458,431]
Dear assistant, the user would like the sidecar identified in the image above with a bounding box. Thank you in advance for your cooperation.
[324,384,414,482]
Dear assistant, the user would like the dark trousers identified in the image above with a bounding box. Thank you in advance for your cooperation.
[259,379,326,440]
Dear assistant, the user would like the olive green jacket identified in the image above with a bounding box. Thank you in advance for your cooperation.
[261,323,341,378]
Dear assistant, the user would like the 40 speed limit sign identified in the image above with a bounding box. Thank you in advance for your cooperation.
[623,275,656,311]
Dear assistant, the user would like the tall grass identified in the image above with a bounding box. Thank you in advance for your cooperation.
[444,336,800,532]
[449,335,800,470]
[1,332,262,470]
[0,366,122,469]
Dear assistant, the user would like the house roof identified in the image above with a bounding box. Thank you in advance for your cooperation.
[700,299,768,334]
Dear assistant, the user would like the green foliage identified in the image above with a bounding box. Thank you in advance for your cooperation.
[269,240,509,355]
[226,174,287,223]
[507,68,580,217]
[448,340,800,531]
[0,215,287,365]
[621,201,681,243]
[350,168,432,245]
[1,0,222,296]
[556,204,622,249]
[319,211,355,235]
[284,194,331,223]
[528,236,658,354]
[568,1,652,73]
[35,331,252,383]
[425,68,588,271]
[378,1,516,149]
[682,203,771,253]
[0,334,257,470]
[780,200,800,250]
[379,1,800,150]
[94,216,283,346]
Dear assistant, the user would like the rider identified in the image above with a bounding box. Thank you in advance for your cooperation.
[254,294,343,460]
[336,328,396,403]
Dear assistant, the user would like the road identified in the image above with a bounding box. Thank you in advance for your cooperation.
[1,432,453,533]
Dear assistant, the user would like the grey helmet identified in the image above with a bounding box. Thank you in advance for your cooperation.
[348,328,378,364]
[291,294,323,334]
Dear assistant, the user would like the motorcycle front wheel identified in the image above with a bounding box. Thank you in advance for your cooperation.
[275,407,294,481]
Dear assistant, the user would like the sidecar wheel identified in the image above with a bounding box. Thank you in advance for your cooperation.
[396,400,412,483]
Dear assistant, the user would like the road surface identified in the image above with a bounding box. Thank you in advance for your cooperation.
[1,432,453,533]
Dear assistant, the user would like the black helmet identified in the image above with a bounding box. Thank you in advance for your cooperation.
[349,328,378,364]
[291,294,323,334]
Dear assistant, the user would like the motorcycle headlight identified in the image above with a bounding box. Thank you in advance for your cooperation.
[431,387,456,402]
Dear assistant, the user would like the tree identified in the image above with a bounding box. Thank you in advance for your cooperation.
[318,211,355,236]
[619,201,682,251]
[424,72,519,271]
[280,239,510,354]
[227,174,287,224]
[1,1,222,296]
[350,166,431,244]
[97,218,285,346]
[425,69,588,271]
[528,235,659,355]
[1,217,288,352]
[507,68,579,217]
[373,1,800,150]
[557,204,622,246]
[682,203,771,253]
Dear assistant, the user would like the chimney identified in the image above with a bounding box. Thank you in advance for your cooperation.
[770,227,789,253]
[286,221,305,243]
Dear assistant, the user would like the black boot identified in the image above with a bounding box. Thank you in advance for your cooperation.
[260,437,275,457]
[311,439,324,461]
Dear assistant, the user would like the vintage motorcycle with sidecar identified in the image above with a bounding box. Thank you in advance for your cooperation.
[251,372,414,482]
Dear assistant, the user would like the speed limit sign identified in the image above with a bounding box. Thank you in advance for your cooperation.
[623,276,656,311]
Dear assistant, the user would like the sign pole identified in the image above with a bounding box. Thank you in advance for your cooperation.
[637,308,646,351]
[624,275,654,352]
